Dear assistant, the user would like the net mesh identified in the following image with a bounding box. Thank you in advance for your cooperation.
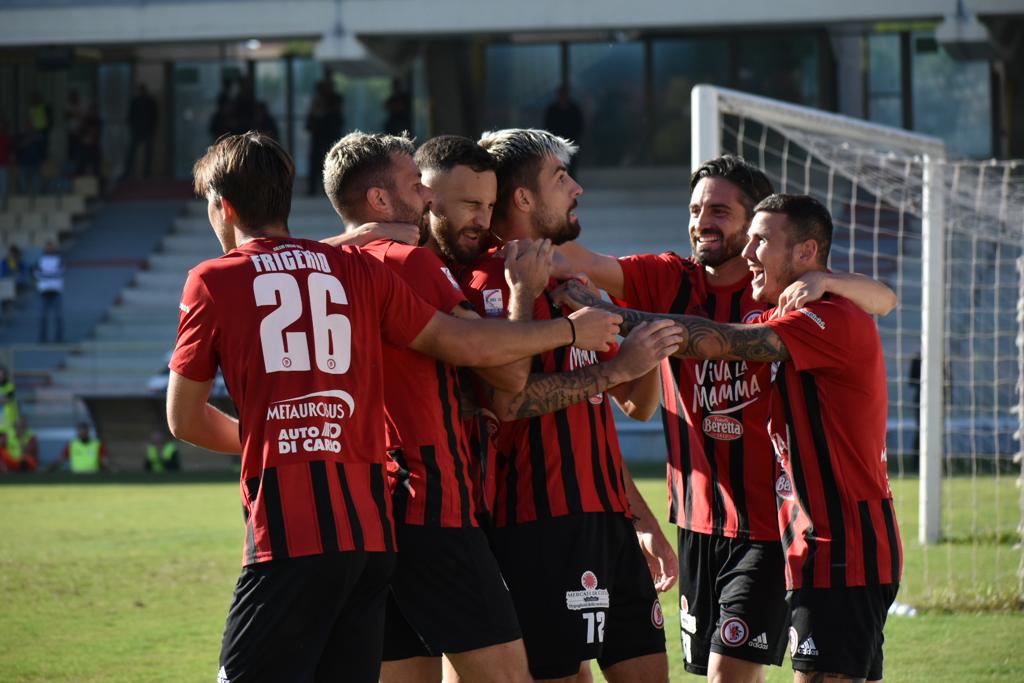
[710,99,1024,610]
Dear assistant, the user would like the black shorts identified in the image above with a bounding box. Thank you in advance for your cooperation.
[491,513,666,680]
[383,524,522,659]
[787,583,899,679]
[218,551,395,683]
[676,528,789,675]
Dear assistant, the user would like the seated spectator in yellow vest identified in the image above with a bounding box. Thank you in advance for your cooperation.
[0,365,19,430]
[56,422,108,474]
[144,431,180,473]
[1,418,38,472]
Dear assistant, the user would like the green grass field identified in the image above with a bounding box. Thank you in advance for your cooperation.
[1,473,1021,682]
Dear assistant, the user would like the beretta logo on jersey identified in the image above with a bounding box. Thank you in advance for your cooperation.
[566,571,610,610]
[775,471,795,500]
[702,414,743,441]
[483,288,504,317]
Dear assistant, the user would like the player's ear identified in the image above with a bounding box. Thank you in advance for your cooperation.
[794,239,818,267]
[511,186,532,213]
[219,196,239,225]
[366,186,389,215]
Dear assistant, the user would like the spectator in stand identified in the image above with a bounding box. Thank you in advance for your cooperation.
[544,85,584,177]
[65,90,86,175]
[2,246,30,289]
[35,240,64,343]
[304,78,344,195]
[0,117,11,209]
[144,430,181,473]
[77,104,103,188]
[15,128,44,196]
[2,418,38,473]
[0,364,18,430]
[253,101,279,141]
[51,421,108,473]
[123,84,159,180]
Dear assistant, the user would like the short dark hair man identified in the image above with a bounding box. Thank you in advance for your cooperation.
[558,155,896,682]
[557,193,901,682]
[166,132,624,683]
[460,128,680,682]
[321,131,576,683]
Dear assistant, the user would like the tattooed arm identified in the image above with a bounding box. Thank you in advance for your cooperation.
[552,278,791,363]
[490,320,683,421]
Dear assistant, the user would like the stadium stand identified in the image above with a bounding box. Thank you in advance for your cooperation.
[1,168,688,470]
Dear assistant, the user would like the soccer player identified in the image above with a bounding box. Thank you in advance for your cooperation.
[461,128,679,683]
[557,155,896,682]
[319,131,567,683]
[165,132,624,683]
[556,194,901,683]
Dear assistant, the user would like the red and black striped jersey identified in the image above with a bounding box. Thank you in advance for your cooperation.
[618,252,779,541]
[171,237,436,565]
[460,252,631,527]
[761,295,902,589]
[361,239,479,528]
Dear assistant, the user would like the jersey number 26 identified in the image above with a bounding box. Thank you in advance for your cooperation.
[254,272,351,375]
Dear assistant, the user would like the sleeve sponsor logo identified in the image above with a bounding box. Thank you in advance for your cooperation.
[702,414,743,440]
[798,307,827,330]
[179,302,190,314]
[720,616,750,647]
[566,571,610,610]
[483,288,504,317]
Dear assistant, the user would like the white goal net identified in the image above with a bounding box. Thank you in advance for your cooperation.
[692,85,1024,610]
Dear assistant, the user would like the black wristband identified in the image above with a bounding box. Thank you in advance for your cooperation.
[565,317,576,347]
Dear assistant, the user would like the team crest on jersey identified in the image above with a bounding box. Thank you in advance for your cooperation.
[440,267,462,291]
[483,288,504,317]
[775,471,795,500]
[703,414,743,440]
[742,309,765,324]
[566,571,610,610]
[651,600,664,629]
[720,617,749,647]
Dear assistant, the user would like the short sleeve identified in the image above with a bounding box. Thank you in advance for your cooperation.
[368,256,439,349]
[617,252,701,313]
[384,243,468,315]
[460,257,510,319]
[763,298,867,372]
[169,269,219,381]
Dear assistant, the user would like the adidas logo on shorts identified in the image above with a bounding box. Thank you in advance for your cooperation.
[797,636,819,656]
[217,666,230,683]
[748,632,769,650]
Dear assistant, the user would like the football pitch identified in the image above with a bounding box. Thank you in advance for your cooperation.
[0,472,1020,682]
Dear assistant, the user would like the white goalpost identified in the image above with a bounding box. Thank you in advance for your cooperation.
[691,84,1024,609]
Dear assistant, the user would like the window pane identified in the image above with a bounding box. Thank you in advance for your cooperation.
[736,33,821,107]
[651,37,730,165]
[484,43,562,130]
[867,33,902,128]
[172,60,246,179]
[912,31,991,158]
[568,41,645,167]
